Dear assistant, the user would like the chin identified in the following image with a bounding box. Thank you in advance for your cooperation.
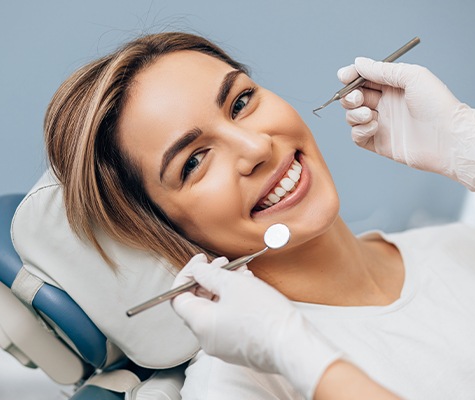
[263,194,339,241]
[298,192,339,236]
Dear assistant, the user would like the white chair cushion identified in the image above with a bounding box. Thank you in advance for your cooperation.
[11,169,199,368]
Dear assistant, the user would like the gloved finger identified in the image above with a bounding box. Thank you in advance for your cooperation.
[358,87,382,110]
[339,90,363,109]
[171,291,196,312]
[351,120,378,152]
[209,256,229,269]
[234,263,249,273]
[171,291,215,332]
[172,253,208,288]
[186,256,229,297]
[235,264,255,276]
[195,285,215,300]
[337,64,358,85]
[235,264,254,278]
[243,269,254,277]
[361,80,383,91]
[355,57,416,89]
[194,260,250,297]
[191,262,237,297]
[338,65,383,91]
[345,107,377,126]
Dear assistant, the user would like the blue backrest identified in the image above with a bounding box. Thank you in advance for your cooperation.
[0,194,24,287]
[0,194,108,369]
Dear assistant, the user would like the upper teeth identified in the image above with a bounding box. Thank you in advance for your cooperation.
[258,159,302,210]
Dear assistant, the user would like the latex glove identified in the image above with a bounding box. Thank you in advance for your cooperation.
[338,57,475,190]
[171,254,342,400]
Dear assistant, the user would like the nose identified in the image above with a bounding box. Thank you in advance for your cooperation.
[226,126,272,176]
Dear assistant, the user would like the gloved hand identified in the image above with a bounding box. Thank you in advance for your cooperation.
[171,254,343,400]
[338,57,475,190]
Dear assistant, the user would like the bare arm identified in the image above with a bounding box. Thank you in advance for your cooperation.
[314,360,401,400]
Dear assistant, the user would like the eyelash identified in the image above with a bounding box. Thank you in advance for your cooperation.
[182,150,206,181]
[231,87,256,119]
[181,87,256,182]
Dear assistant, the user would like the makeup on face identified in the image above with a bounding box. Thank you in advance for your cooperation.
[119,51,339,260]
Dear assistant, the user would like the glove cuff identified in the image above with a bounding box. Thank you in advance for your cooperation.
[274,311,343,400]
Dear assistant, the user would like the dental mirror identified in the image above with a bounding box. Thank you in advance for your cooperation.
[126,223,291,317]
[264,223,291,249]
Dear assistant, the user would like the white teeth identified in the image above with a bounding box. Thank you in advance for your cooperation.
[292,163,302,173]
[268,193,280,204]
[287,170,300,182]
[255,158,303,211]
[280,177,295,191]
[274,187,286,197]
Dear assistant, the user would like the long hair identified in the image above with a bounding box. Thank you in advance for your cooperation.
[44,32,249,268]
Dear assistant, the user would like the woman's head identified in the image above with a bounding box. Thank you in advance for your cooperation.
[45,32,339,268]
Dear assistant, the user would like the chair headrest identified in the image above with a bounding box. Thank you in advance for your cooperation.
[11,170,199,369]
[0,193,109,369]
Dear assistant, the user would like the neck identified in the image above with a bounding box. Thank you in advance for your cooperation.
[248,217,403,306]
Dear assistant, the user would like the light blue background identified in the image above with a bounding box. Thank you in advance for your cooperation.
[1,0,474,234]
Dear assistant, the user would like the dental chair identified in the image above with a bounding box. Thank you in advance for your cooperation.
[0,170,200,399]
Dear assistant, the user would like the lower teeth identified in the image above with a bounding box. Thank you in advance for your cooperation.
[254,159,302,212]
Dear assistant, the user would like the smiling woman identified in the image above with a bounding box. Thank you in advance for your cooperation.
[45,33,249,267]
[44,31,475,400]
[116,49,338,260]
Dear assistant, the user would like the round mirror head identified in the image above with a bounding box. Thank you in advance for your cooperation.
[264,223,291,249]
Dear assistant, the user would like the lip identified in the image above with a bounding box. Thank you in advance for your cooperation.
[251,152,310,217]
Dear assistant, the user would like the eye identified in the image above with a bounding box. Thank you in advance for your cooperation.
[231,88,255,119]
[182,151,206,181]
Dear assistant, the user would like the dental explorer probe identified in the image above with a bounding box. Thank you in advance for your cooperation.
[313,36,420,116]
[126,223,291,317]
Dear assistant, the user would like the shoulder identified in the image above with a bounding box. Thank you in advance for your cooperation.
[180,350,301,400]
[384,223,475,266]
[384,222,475,249]
[361,222,475,256]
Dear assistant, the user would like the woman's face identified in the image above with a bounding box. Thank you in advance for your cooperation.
[118,50,339,259]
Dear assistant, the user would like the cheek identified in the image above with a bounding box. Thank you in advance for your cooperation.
[160,177,244,248]
[259,94,313,142]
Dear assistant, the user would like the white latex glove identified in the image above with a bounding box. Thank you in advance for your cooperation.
[171,254,343,400]
[338,57,475,190]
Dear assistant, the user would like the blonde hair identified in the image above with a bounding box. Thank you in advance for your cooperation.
[44,32,249,268]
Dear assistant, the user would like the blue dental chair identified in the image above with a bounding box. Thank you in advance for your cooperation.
[0,193,138,399]
[0,171,197,399]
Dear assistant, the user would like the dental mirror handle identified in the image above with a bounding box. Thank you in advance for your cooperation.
[126,247,268,317]
[313,36,420,114]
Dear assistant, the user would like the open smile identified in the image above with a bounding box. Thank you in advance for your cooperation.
[251,151,310,217]
[253,158,302,212]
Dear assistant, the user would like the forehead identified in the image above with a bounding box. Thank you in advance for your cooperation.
[132,50,234,108]
[121,50,236,121]
[118,51,236,155]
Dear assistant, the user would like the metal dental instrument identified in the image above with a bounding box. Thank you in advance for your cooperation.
[126,223,291,317]
[313,36,420,116]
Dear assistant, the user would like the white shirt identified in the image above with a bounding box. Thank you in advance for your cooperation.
[181,223,475,399]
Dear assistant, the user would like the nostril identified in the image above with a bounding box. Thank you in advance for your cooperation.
[235,131,272,176]
[250,160,266,175]
[237,158,263,176]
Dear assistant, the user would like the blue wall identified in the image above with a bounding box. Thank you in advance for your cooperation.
[1,0,474,233]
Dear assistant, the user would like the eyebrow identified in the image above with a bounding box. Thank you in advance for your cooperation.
[216,70,243,108]
[160,127,203,181]
[159,70,243,182]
